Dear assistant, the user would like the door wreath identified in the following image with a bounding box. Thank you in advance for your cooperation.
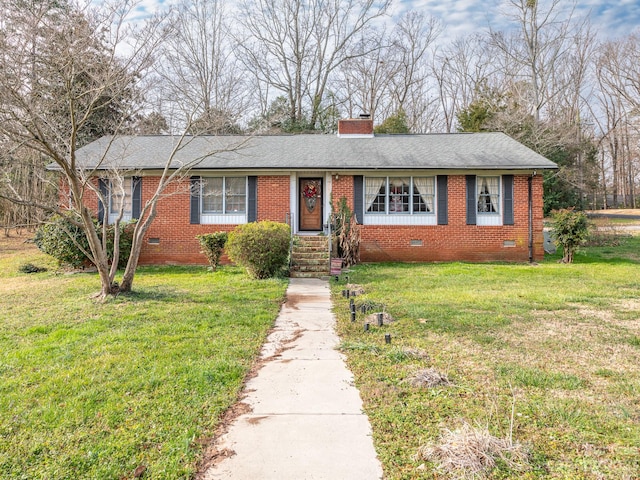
[302,181,319,212]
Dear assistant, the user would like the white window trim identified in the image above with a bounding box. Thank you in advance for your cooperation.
[363,176,437,225]
[200,176,248,225]
[476,175,502,226]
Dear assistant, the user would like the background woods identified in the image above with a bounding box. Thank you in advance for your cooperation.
[1,0,639,236]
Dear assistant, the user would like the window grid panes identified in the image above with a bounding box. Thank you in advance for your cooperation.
[365,178,386,212]
[365,177,434,215]
[110,177,132,216]
[477,176,500,214]
[225,177,246,214]
[413,177,434,213]
[202,177,246,214]
[389,178,410,213]
[202,177,223,213]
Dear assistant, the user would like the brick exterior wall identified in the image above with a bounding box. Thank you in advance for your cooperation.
[330,175,355,211]
[257,176,291,223]
[78,171,545,265]
[331,174,545,263]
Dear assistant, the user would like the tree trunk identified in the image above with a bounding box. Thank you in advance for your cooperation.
[80,206,115,299]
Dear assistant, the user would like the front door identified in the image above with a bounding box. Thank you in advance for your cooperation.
[299,178,323,231]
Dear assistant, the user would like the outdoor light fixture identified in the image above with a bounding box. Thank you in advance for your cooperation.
[377,313,384,327]
[364,323,370,331]
[385,334,391,344]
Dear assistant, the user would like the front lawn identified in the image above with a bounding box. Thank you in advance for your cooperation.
[0,233,288,479]
[333,235,640,479]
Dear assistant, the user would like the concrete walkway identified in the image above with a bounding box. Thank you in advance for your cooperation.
[203,278,383,480]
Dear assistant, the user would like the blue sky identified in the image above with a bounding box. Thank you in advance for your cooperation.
[392,0,640,41]
[129,0,640,41]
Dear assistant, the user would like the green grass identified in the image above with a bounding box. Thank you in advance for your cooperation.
[333,234,640,479]
[0,233,287,479]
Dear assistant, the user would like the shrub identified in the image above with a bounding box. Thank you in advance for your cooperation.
[197,232,228,270]
[18,263,47,274]
[226,221,291,279]
[34,214,135,268]
[550,208,591,263]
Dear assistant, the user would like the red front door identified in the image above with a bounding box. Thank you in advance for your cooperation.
[299,178,323,231]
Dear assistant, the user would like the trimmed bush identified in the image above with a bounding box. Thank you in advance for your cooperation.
[197,232,228,270]
[34,214,135,268]
[227,221,291,279]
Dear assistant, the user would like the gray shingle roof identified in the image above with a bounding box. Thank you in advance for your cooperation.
[71,132,557,171]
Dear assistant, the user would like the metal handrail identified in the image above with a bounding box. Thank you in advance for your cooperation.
[286,212,294,269]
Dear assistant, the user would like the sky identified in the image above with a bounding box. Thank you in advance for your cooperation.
[129,0,640,42]
[393,0,640,41]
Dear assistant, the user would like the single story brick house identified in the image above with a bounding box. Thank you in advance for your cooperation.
[72,118,557,265]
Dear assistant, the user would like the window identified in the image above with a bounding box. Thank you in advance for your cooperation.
[365,176,434,215]
[109,177,133,219]
[201,176,246,214]
[477,176,500,214]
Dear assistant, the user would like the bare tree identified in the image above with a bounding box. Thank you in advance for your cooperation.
[156,0,247,133]
[0,0,244,298]
[388,12,440,132]
[593,36,640,208]
[237,0,391,129]
[432,34,497,133]
[488,0,586,124]
[334,29,396,121]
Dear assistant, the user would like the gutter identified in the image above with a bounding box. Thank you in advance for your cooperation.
[528,172,535,263]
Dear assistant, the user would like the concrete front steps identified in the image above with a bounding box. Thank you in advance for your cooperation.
[290,235,330,278]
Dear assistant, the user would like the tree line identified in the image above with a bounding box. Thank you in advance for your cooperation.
[1,0,639,232]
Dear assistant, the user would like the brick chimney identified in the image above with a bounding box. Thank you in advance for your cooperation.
[337,114,374,138]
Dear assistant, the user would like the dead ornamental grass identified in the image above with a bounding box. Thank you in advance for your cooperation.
[345,283,365,295]
[405,367,451,388]
[364,311,395,325]
[415,421,530,478]
[399,347,430,361]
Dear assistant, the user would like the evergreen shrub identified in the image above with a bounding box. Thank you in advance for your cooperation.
[34,214,134,268]
[226,221,290,279]
[550,208,590,263]
[196,232,228,270]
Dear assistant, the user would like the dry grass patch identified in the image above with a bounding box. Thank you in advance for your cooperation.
[414,421,530,478]
[345,283,365,295]
[398,346,430,361]
[364,311,395,325]
[404,368,451,388]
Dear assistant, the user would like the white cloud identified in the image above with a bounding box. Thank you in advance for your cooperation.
[394,0,639,42]
[121,0,640,42]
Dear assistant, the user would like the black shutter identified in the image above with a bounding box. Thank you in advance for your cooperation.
[98,178,108,224]
[503,175,514,225]
[353,175,364,224]
[131,176,141,220]
[190,176,201,225]
[466,175,476,225]
[247,176,257,223]
[436,175,448,225]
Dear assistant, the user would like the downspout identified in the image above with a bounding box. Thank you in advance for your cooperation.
[528,172,535,263]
